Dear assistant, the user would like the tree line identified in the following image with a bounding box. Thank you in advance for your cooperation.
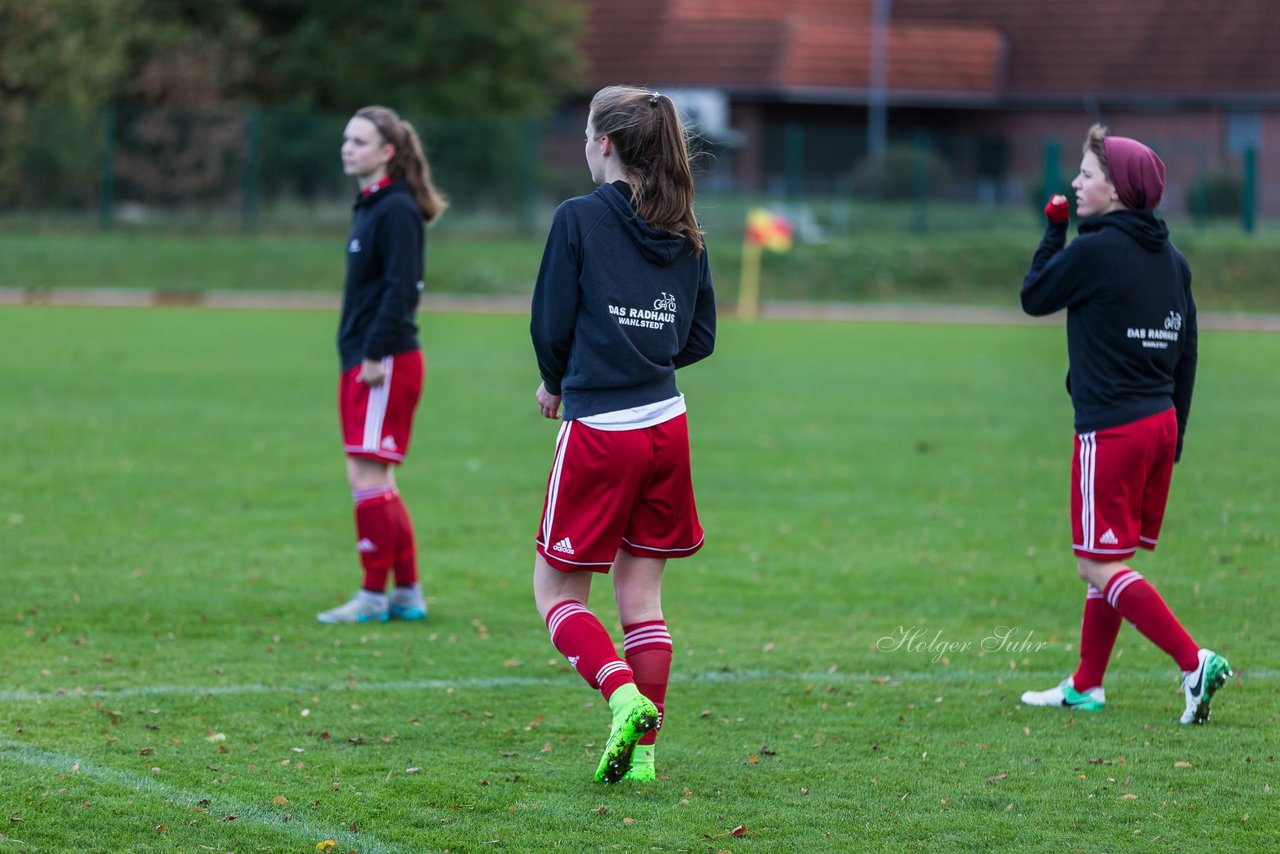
[1,0,588,116]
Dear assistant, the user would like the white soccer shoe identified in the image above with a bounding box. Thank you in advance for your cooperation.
[1020,677,1106,712]
[316,591,389,624]
[1179,648,1232,725]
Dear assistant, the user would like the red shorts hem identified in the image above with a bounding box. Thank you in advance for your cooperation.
[344,445,407,465]
[621,535,705,560]
[1073,546,1139,562]
[537,540,613,573]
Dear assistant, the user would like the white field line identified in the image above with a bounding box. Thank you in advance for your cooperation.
[0,666,1271,704]
[0,736,391,854]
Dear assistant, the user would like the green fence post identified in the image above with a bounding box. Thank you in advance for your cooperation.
[912,130,929,235]
[99,104,116,231]
[520,118,540,235]
[1242,147,1257,234]
[1191,147,1208,227]
[1041,140,1060,203]
[785,125,804,199]
[243,108,261,233]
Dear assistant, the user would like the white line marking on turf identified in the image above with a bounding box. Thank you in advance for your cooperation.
[1,667,1271,704]
[0,736,391,854]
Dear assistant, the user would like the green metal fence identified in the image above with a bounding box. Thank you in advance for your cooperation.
[0,104,1262,235]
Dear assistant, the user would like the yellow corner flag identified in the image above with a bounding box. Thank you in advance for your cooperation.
[739,207,794,320]
[746,207,794,253]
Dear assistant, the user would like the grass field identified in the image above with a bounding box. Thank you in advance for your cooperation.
[4,213,1280,312]
[1,307,1277,853]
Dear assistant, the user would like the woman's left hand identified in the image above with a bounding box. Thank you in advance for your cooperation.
[358,359,387,386]
[536,382,562,420]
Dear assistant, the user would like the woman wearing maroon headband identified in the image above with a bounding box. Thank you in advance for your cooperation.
[1019,124,1231,724]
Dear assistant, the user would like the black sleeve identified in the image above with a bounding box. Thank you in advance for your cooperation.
[530,206,580,395]
[1021,222,1092,316]
[364,205,424,361]
[674,249,716,369]
[1171,269,1198,461]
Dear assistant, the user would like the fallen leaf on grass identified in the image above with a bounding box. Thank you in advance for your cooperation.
[622,817,634,825]
[315,843,337,853]
[1119,793,1138,800]
[271,796,288,805]
[1174,761,1193,768]
[731,824,748,837]
[986,771,1008,782]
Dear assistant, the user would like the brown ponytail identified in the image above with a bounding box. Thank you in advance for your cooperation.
[589,86,703,253]
[355,105,448,224]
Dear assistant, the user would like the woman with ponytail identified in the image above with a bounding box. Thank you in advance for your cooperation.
[318,106,446,625]
[529,86,717,784]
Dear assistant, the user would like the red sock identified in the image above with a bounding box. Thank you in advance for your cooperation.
[1072,586,1122,690]
[353,487,397,592]
[624,620,672,745]
[1104,569,1200,672]
[387,491,418,587]
[545,601,633,700]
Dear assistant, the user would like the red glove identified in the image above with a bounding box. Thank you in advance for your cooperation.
[1044,194,1069,224]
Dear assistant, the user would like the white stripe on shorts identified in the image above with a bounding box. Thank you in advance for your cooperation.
[542,420,572,547]
[1078,431,1096,551]
[361,356,394,452]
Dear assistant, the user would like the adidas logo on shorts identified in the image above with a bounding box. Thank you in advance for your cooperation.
[356,538,377,553]
[1099,529,1119,546]
[551,537,575,555]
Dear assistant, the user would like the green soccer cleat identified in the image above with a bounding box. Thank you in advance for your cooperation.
[621,744,656,783]
[1020,677,1105,712]
[594,686,659,784]
[1180,649,1232,725]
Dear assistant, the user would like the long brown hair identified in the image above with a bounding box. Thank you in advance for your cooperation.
[355,105,448,224]
[589,85,703,253]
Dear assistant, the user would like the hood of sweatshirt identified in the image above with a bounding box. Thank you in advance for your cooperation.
[597,182,692,266]
[1078,208,1169,252]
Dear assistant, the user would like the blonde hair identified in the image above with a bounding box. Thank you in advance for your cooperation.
[589,85,703,253]
[355,105,448,224]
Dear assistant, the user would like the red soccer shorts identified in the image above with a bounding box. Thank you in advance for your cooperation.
[536,414,704,573]
[1071,408,1177,561]
[339,349,424,464]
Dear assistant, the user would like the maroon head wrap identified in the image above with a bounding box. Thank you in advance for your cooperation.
[1103,136,1165,210]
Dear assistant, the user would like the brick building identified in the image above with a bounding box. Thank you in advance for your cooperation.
[576,0,1280,216]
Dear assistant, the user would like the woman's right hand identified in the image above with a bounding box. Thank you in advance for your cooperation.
[536,382,562,420]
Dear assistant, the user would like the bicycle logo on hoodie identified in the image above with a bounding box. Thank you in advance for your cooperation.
[653,292,677,312]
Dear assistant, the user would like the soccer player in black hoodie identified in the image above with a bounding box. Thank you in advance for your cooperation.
[1020,125,1230,724]
[530,86,716,783]
[317,106,446,625]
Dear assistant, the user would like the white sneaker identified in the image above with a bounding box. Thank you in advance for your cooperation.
[1179,648,1232,725]
[317,591,388,624]
[1020,677,1105,711]
[389,586,428,621]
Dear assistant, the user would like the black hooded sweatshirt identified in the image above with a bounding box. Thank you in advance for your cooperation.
[531,181,717,421]
[1022,210,1197,449]
[337,180,424,372]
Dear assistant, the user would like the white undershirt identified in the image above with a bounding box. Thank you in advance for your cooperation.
[577,394,686,431]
